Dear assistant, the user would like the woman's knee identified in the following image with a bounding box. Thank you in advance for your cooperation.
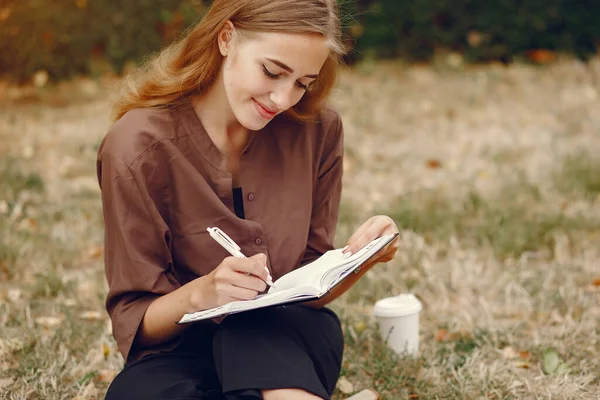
[262,388,324,400]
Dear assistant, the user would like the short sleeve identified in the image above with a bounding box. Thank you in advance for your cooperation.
[300,110,344,265]
[98,141,180,364]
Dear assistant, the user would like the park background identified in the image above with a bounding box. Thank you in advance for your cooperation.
[1,0,599,398]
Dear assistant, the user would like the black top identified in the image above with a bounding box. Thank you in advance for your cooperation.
[232,187,245,219]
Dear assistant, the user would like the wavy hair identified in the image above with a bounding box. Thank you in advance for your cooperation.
[111,0,346,122]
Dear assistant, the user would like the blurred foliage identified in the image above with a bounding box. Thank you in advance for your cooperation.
[1,0,600,83]
[353,0,600,62]
[0,0,204,82]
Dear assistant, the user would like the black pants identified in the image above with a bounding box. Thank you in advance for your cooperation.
[105,305,344,400]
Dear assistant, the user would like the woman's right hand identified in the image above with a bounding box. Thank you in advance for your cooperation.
[191,253,269,311]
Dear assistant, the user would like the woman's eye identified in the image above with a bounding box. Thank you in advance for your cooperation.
[263,64,309,90]
[262,65,279,79]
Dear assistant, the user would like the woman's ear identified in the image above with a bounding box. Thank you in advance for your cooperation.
[218,20,235,57]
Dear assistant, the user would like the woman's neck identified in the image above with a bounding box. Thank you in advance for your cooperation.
[190,79,249,158]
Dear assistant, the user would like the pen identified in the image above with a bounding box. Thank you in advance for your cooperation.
[207,227,276,288]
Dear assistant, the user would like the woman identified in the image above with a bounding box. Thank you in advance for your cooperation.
[98,0,399,399]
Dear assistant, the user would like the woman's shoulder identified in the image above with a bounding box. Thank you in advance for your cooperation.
[319,106,343,134]
[99,106,186,166]
[306,106,344,146]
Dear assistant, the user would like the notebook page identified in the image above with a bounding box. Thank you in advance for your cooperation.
[230,286,319,311]
[178,287,319,324]
[319,235,397,289]
[268,249,349,294]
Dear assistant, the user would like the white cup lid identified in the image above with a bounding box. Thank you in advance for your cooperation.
[373,294,422,317]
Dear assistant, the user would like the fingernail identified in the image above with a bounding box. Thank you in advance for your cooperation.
[343,251,353,259]
[264,266,272,279]
[342,245,348,251]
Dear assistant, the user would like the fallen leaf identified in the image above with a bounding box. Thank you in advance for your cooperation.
[467,31,484,48]
[35,316,62,328]
[542,349,560,374]
[0,261,11,280]
[435,329,449,342]
[336,376,354,395]
[526,49,555,64]
[514,361,529,369]
[97,369,117,383]
[502,346,519,359]
[102,343,111,359]
[17,217,37,232]
[426,159,442,169]
[86,245,103,260]
[592,277,600,287]
[79,311,103,321]
[519,351,531,360]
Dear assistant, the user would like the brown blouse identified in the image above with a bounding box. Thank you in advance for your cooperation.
[96,100,344,364]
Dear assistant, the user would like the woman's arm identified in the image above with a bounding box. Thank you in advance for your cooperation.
[98,124,269,361]
[135,255,269,348]
[135,277,207,347]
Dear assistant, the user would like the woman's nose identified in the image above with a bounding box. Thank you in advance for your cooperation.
[270,83,299,110]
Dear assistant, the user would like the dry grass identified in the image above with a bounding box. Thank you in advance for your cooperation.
[1,56,600,399]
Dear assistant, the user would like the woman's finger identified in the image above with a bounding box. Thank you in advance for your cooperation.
[222,255,268,280]
[346,217,377,246]
[230,271,267,293]
[345,216,396,255]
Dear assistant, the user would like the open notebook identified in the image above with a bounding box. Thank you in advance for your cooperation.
[178,233,399,324]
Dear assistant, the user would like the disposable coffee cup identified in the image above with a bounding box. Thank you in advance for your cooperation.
[373,294,422,357]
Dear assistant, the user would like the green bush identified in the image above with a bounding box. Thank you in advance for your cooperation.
[351,0,600,62]
[0,0,203,82]
[1,0,599,83]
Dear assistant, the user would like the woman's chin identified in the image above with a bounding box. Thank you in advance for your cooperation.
[238,114,271,132]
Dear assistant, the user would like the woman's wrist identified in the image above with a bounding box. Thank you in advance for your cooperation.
[184,274,213,313]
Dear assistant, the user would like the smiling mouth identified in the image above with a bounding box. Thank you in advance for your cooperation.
[253,99,277,119]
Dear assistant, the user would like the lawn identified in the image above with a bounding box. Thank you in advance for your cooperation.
[1,56,599,399]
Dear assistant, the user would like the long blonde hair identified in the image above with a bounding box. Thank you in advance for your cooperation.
[111,0,346,122]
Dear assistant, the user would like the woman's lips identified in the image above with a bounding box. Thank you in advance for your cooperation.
[253,99,277,119]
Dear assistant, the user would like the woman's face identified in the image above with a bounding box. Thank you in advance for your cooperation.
[219,28,330,131]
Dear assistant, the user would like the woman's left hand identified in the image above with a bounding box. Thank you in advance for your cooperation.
[342,215,399,263]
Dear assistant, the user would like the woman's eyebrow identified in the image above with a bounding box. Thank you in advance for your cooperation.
[266,58,318,78]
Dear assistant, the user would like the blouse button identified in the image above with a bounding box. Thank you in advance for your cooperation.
[247,192,255,201]
[255,237,263,245]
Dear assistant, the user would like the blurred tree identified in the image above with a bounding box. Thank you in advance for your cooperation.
[0,0,599,83]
